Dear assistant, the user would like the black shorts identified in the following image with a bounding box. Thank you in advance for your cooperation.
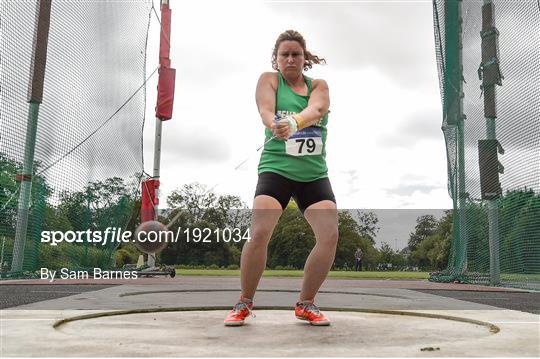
[254,172,336,213]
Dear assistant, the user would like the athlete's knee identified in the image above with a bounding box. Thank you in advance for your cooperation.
[248,225,273,247]
[328,228,339,245]
[317,227,338,247]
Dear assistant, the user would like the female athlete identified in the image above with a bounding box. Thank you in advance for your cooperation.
[225,30,338,326]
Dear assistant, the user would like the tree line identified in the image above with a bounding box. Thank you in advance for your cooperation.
[137,183,457,272]
[2,152,538,274]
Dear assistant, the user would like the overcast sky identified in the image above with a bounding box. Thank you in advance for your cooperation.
[142,0,453,214]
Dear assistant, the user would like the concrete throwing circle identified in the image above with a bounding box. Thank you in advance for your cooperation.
[52,307,499,357]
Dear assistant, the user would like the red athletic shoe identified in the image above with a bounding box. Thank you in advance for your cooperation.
[295,301,330,326]
[224,299,255,326]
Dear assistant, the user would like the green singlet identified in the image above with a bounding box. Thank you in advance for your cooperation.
[257,72,329,182]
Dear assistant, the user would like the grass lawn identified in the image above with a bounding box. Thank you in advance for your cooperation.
[175,269,430,280]
[500,273,540,281]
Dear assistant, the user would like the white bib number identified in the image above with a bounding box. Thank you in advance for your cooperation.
[285,137,323,156]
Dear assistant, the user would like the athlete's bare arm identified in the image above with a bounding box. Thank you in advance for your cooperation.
[256,72,290,139]
[297,79,330,127]
[255,72,278,130]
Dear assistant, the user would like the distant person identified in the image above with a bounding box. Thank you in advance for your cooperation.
[224,29,337,327]
[355,247,363,271]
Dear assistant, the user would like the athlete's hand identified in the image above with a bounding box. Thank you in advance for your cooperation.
[272,119,289,139]
[272,115,298,139]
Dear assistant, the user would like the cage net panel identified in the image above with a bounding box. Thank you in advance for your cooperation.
[431,0,540,290]
[0,0,152,277]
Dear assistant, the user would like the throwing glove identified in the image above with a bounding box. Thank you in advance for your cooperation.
[276,114,306,138]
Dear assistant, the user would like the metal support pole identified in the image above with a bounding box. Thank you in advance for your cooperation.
[445,0,467,275]
[482,0,501,286]
[147,0,173,268]
[152,118,163,216]
[457,0,468,275]
[457,117,467,275]
[11,0,52,274]
[487,140,501,285]
[11,103,40,273]
[149,118,162,267]
[1,237,6,274]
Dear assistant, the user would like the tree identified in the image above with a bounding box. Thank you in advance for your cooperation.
[51,177,135,235]
[267,201,313,269]
[408,214,438,252]
[166,183,217,225]
[1,154,52,272]
[431,210,452,269]
[160,182,248,267]
[267,205,380,270]
[498,189,539,274]
[355,210,380,245]
[410,237,433,270]
[393,249,408,269]
[334,211,377,270]
[379,242,394,264]
[410,211,453,270]
[458,189,540,276]
[0,153,21,233]
[1,154,52,236]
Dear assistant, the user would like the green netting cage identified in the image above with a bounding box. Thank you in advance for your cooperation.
[430,0,540,290]
[0,0,153,277]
